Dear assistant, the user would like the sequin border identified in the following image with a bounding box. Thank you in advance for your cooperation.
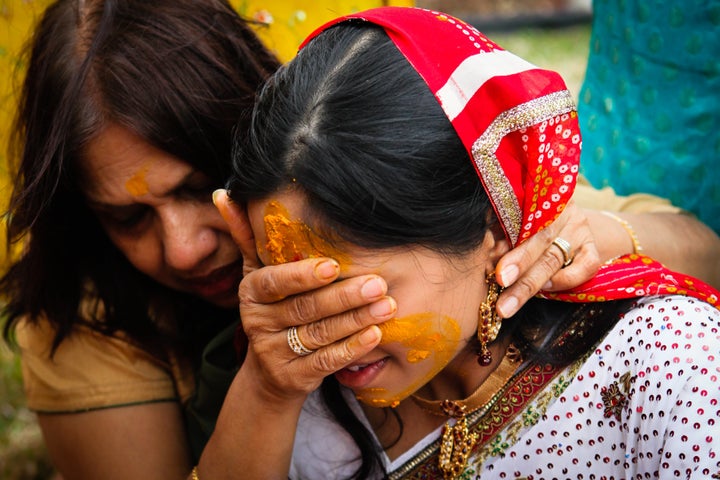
[471,90,576,244]
[388,359,566,479]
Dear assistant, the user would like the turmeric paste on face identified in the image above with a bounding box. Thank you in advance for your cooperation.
[357,313,462,408]
[260,200,351,267]
[125,163,151,196]
[261,200,464,408]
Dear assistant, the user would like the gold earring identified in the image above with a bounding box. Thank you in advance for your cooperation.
[477,273,502,366]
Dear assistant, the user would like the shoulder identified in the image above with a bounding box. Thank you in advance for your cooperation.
[610,295,718,345]
[596,295,719,393]
[602,295,718,358]
[16,316,192,413]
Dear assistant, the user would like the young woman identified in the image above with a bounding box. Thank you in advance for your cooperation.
[216,7,720,479]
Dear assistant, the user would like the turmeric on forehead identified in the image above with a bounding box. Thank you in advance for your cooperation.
[125,164,150,196]
[262,200,351,267]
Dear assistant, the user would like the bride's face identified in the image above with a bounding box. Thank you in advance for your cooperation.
[247,188,497,407]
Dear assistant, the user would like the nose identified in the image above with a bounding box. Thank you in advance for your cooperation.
[159,202,219,272]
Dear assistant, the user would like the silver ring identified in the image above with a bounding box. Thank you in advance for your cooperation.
[551,237,573,268]
[287,326,314,356]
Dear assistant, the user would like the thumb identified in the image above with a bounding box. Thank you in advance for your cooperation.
[213,189,261,275]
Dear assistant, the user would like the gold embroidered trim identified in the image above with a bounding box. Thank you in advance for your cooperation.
[470,90,576,244]
[471,351,588,469]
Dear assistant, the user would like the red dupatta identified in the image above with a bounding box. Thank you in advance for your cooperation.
[300,7,719,308]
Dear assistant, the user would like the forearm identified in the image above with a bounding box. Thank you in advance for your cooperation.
[585,209,720,288]
[198,365,303,479]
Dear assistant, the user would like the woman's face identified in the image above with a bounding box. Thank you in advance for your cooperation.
[247,189,495,407]
[81,124,242,308]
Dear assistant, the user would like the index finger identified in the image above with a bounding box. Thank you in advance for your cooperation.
[495,209,564,289]
[239,257,352,305]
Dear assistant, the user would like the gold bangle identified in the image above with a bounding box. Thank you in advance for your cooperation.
[190,466,200,480]
[600,211,643,254]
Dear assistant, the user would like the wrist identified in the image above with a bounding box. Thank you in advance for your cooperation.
[600,211,643,255]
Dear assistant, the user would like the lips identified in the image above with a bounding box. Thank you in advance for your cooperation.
[334,357,388,389]
[184,260,243,303]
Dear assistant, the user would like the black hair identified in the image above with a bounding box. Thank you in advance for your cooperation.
[229,25,491,255]
[228,22,629,479]
[2,0,281,354]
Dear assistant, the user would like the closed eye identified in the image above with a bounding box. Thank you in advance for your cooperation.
[94,204,151,230]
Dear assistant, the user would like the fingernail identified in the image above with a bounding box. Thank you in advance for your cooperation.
[212,189,226,206]
[369,297,396,318]
[314,259,339,280]
[361,277,386,300]
[498,264,519,287]
[358,326,381,346]
[542,280,553,290]
[497,296,518,318]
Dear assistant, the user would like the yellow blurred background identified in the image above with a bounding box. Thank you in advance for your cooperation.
[0,0,412,270]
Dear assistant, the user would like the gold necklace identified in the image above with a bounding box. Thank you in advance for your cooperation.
[410,344,522,480]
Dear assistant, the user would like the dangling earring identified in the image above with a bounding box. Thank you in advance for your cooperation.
[477,273,502,366]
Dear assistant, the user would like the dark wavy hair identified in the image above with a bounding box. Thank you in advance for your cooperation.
[2,0,281,354]
[228,23,630,479]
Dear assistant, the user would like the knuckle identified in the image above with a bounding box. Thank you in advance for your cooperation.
[552,249,601,290]
[538,223,557,244]
[257,270,284,300]
[337,341,356,364]
[344,308,370,331]
[542,248,564,273]
[331,280,360,311]
[514,258,559,297]
[513,275,541,298]
[312,349,339,374]
[579,248,601,272]
[238,288,255,310]
[237,276,255,304]
[238,268,284,303]
[302,320,331,347]
[290,294,320,323]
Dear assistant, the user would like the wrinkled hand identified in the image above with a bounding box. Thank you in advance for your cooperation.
[214,189,392,401]
[494,200,600,318]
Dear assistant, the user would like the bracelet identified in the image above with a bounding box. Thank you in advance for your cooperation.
[600,211,643,254]
[190,466,200,480]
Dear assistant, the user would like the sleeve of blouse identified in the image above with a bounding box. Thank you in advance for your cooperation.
[573,174,684,214]
[646,298,720,478]
[15,317,192,413]
[663,360,720,479]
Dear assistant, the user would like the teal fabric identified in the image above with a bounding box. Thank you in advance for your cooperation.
[578,0,720,233]
[184,320,240,462]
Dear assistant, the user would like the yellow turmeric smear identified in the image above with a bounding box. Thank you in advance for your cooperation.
[261,200,351,268]
[125,163,150,196]
[356,312,461,408]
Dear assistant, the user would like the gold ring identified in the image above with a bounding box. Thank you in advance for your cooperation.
[551,237,573,268]
[287,326,314,356]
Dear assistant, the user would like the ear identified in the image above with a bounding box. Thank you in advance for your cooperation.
[483,220,512,276]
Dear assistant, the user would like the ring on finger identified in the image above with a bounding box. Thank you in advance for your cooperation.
[551,236,574,268]
[287,326,315,356]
